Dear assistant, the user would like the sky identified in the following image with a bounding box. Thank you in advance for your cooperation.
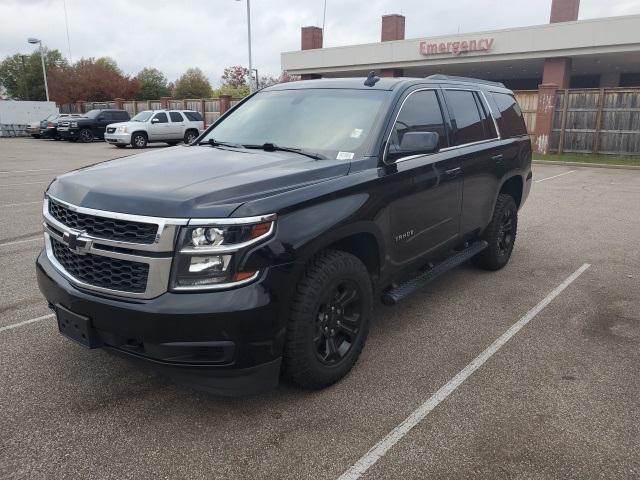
[1,0,640,86]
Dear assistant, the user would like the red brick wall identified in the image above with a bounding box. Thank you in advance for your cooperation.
[381,14,405,42]
[301,26,323,50]
[550,0,580,23]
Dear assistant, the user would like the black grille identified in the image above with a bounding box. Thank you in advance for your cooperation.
[48,199,158,244]
[51,238,149,293]
[106,127,116,133]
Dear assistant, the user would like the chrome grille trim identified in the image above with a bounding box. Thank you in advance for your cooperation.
[42,196,186,299]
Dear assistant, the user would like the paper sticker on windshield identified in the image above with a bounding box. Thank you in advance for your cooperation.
[337,151,355,160]
[350,128,363,138]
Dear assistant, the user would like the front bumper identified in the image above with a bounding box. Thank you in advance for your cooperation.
[36,250,289,395]
[104,132,131,144]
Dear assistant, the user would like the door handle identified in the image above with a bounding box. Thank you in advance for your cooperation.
[445,167,461,178]
[491,154,504,161]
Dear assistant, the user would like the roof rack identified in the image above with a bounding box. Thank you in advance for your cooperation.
[426,75,505,88]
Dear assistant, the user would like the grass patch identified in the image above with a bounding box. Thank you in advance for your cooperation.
[534,153,640,166]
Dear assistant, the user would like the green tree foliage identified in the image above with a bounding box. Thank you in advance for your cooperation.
[0,49,67,100]
[135,67,170,100]
[173,67,213,99]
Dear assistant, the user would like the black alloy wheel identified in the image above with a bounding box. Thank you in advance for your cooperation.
[78,128,93,143]
[184,130,198,144]
[314,280,363,365]
[497,208,515,256]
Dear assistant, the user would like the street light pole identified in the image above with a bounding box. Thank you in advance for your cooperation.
[236,0,254,93]
[28,37,49,102]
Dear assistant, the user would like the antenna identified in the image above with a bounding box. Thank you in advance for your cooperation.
[364,71,380,87]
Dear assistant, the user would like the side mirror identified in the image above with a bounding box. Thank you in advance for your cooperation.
[151,118,160,123]
[387,131,440,162]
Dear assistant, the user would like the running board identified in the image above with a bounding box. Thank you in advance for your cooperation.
[381,240,488,306]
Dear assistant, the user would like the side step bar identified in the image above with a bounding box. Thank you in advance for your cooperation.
[381,240,488,306]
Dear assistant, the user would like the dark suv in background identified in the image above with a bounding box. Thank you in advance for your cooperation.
[58,109,130,143]
[37,75,531,395]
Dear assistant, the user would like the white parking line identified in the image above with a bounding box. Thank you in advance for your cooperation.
[0,201,41,208]
[0,313,54,334]
[535,170,577,183]
[337,263,591,480]
[0,181,49,187]
[0,237,42,247]
[0,168,56,175]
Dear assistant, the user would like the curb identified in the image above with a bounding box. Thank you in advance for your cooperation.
[532,159,640,170]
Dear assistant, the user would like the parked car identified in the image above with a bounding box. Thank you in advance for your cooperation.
[57,109,130,143]
[27,121,42,138]
[104,110,204,148]
[39,113,82,140]
[37,75,531,396]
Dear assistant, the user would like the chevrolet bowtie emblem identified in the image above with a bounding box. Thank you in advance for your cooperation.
[62,231,92,255]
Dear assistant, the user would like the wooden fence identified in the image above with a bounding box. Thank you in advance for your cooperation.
[514,87,640,156]
[59,87,640,156]
[60,98,243,126]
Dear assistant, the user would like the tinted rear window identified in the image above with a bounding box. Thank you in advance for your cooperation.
[184,111,203,121]
[444,90,487,146]
[492,93,528,138]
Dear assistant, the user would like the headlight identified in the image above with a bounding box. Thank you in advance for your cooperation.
[70,121,78,128]
[170,214,276,290]
[116,125,128,133]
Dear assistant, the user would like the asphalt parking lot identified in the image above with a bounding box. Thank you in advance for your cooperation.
[1,137,639,480]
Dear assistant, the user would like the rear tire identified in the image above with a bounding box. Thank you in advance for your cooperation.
[78,128,93,143]
[183,129,198,145]
[283,250,372,390]
[474,193,518,271]
[131,132,148,149]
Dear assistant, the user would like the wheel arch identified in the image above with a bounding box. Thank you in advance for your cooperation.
[498,174,524,208]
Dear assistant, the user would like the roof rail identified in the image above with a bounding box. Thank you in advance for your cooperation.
[426,75,505,88]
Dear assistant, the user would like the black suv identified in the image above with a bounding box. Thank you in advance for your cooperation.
[58,109,130,143]
[37,75,532,395]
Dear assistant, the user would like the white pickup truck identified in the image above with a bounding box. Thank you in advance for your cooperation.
[104,109,204,148]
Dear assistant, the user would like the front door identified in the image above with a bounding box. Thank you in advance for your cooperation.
[383,88,463,268]
[148,112,170,140]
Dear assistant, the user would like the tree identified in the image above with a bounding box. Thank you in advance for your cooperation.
[135,67,169,100]
[221,65,249,88]
[173,67,213,99]
[47,57,139,104]
[0,49,67,100]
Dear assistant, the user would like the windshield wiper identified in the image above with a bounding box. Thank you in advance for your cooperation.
[199,138,245,149]
[243,143,327,160]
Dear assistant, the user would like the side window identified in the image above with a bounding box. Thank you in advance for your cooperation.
[444,90,487,145]
[184,111,203,122]
[390,89,447,152]
[153,112,168,123]
[492,92,528,138]
[169,111,184,122]
[116,111,129,121]
[475,93,498,139]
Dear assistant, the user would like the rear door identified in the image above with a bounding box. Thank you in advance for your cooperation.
[94,111,112,138]
[383,87,463,267]
[168,111,186,139]
[442,88,502,234]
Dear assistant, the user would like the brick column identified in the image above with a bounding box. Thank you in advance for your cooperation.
[300,26,323,80]
[160,96,171,109]
[114,98,124,110]
[219,95,231,115]
[75,100,84,114]
[533,83,559,155]
[550,0,580,23]
[542,57,572,89]
[200,99,206,126]
[381,14,405,41]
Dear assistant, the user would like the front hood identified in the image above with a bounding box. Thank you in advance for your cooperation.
[47,146,350,218]
[107,121,136,129]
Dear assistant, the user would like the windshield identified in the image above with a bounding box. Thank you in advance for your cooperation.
[131,111,154,122]
[201,89,389,159]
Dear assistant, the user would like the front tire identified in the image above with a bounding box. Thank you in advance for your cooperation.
[78,128,93,143]
[474,193,518,270]
[131,132,148,149]
[283,250,372,389]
